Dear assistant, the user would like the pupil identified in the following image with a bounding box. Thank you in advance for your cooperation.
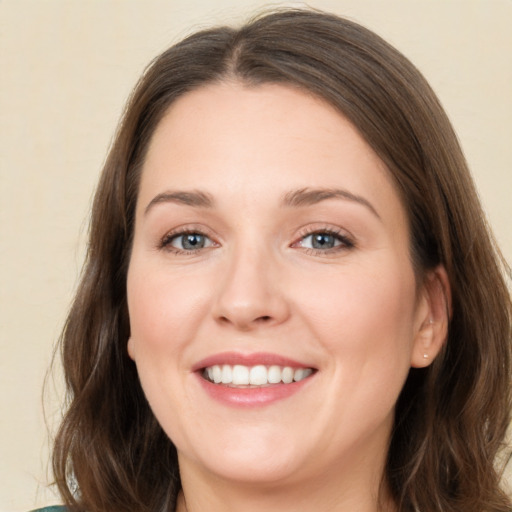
[312,233,334,249]
[183,234,204,250]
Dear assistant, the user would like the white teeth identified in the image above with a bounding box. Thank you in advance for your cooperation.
[268,365,282,384]
[203,364,313,386]
[249,365,267,385]
[232,365,249,385]
[282,366,294,384]
[221,365,232,384]
[293,368,305,381]
[212,365,222,384]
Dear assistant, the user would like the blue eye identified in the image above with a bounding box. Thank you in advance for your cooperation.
[303,233,339,249]
[165,232,214,252]
[299,231,353,251]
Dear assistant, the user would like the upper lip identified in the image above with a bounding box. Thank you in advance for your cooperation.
[192,352,315,372]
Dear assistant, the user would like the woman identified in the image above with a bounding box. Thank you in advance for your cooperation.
[42,8,511,512]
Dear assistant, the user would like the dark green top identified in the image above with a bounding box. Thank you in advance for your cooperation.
[30,507,67,512]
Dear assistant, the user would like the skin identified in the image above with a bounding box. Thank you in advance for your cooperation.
[127,82,449,512]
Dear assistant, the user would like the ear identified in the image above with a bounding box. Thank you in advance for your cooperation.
[127,337,136,361]
[410,265,451,368]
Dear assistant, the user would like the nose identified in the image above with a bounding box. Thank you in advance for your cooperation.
[212,244,290,331]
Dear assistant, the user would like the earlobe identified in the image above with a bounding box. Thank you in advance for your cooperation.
[410,265,451,368]
[127,337,136,361]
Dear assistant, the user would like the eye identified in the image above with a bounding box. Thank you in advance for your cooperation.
[294,229,354,253]
[301,232,341,250]
[161,231,216,253]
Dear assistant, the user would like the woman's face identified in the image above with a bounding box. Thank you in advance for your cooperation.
[127,82,436,489]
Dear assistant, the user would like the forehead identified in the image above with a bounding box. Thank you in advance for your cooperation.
[138,81,406,225]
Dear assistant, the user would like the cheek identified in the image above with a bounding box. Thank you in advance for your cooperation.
[294,259,418,439]
[296,258,417,369]
[127,263,212,358]
[126,263,210,441]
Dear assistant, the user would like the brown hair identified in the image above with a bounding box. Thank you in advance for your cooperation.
[52,8,512,512]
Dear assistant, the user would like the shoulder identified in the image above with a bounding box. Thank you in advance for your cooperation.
[30,507,68,512]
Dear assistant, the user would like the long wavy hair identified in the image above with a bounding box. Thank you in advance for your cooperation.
[52,8,512,512]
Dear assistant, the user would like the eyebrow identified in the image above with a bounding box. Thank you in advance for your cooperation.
[144,186,380,219]
[144,190,215,215]
[282,187,380,219]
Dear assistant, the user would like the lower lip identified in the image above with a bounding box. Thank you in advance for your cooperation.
[195,373,314,407]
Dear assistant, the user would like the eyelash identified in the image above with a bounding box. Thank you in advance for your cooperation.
[293,226,355,256]
[159,226,355,256]
[159,227,217,255]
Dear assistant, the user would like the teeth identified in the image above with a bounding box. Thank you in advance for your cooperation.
[293,368,306,381]
[212,365,222,383]
[203,364,313,386]
[282,367,294,384]
[249,365,267,385]
[268,365,282,384]
[221,365,232,384]
[232,365,249,385]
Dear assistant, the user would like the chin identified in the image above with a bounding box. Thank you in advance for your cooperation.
[177,426,309,485]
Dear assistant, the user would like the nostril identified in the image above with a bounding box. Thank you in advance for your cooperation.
[257,315,272,322]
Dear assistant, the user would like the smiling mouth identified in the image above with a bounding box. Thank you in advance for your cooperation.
[202,364,314,387]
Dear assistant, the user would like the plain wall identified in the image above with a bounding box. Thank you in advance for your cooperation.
[1,1,511,510]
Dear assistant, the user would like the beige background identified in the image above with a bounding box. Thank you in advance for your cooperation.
[1,1,511,510]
